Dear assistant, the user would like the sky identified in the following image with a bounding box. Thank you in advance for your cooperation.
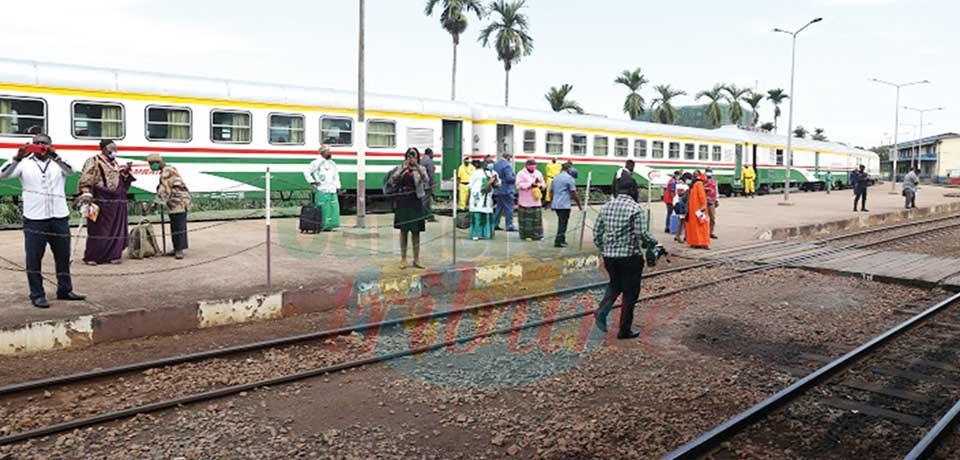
[4,0,957,148]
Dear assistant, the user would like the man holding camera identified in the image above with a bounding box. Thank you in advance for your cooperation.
[592,179,659,339]
[0,134,85,308]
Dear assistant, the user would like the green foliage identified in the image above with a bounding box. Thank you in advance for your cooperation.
[425,0,486,43]
[650,85,687,125]
[793,125,809,139]
[812,128,827,141]
[723,84,751,126]
[614,68,648,120]
[696,85,725,127]
[479,0,534,71]
[766,88,789,131]
[545,84,584,114]
[744,93,764,127]
[759,122,776,132]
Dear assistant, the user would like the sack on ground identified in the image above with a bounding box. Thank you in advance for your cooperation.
[455,212,470,230]
[128,219,160,259]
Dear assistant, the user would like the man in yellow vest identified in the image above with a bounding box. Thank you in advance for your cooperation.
[741,165,756,198]
[456,157,475,210]
[544,157,562,204]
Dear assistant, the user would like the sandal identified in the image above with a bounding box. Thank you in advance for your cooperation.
[412,263,426,270]
[84,261,97,266]
[400,263,408,270]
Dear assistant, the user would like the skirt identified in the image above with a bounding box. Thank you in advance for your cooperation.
[470,212,494,240]
[394,197,427,233]
[518,206,543,240]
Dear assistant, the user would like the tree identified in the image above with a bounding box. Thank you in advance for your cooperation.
[812,128,828,141]
[614,68,648,120]
[723,84,751,126]
[759,122,776,132]
[425,0,486,101]
[793,125,808,139]
[696,85,725,128]
[766,88,789,132]
[744,93,764,127]
[544,84,583,114]
[479,0,534,107]
[650,85,687,125]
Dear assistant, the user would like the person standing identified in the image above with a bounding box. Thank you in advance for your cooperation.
[674,173,691,243]
[147,154,192,259]
[492,152,517,232]
[592,179,657,339]
[468,157,500,240]
[612,160,637,197]
[456,157,475,211]
[515,159,546,240]
[852,164,869,212]
[824,169,834,195]
[421,148,437,222]
[0,134,85,308]
[544,157,562,204]
[663,170,679,233]
[304,145,341,231]
[741,165,756,198]
[903,168,919,209]
[550,162,582,248]
[388,148,429,269]
[77,139,134,266]
[686,173,711,249]
[705,168,719,239]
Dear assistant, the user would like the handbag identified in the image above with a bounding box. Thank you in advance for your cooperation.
[532,185,543,201]
[127,219,160,259]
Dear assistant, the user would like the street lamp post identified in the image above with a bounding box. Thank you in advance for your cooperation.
[774,17,822,205]
[869,79,930,192]
[356,0,366,228]
[903,106,944,172]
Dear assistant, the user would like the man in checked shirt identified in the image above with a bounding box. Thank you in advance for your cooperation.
[593,179,658,339]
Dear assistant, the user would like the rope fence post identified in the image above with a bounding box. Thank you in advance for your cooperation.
[451,179,458,266]
[578,171,593,251]
[265,167,272,290]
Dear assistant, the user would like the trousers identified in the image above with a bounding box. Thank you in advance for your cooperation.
[554,208,570,246]
[493,194,516,230]
[23,217,73,301]
[664,203,673,232]
[854,187,868,210]
[904,190,916,209]
[169,212,189,251]
[597,255,645,336]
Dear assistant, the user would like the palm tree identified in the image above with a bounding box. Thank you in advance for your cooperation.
[696,85,725,128]
[766,88,790,132]
[744,93,764,127]
[614,68,648,120]
[793,125,809,139]
[759,122,776,132]
[425,0,486,101]
[650,85,687,125]
[479,0,534,107]
[544,84,583,114]
[812,128,828,141]
[723,84,751,126]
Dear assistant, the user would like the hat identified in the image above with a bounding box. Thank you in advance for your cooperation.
[146,153,163,163]
[319,145,331,154]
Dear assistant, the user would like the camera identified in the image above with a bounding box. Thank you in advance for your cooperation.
[645,243,669,268]
[24,144,48,155]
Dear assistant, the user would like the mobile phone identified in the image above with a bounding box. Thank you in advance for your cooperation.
[24,144,48,155]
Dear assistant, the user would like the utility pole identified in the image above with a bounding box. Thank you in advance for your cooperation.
[356,0,366,228]
[869,78,930,191]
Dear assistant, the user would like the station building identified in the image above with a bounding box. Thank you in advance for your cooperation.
[882,132,960,184]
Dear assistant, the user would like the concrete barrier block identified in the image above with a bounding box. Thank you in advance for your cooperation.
[198,292,284,329]
[0,316,94,355]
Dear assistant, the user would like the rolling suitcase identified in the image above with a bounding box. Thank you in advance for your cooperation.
[299,205,324,234]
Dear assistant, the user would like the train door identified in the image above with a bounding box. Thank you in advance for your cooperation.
[734,144,743,183]
[441,120,462,184]
[496,124,515,160]
[814,152,820,175]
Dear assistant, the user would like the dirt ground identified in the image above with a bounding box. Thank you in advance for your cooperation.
[0,268,944,460]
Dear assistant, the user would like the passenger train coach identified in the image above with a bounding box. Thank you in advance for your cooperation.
[0,58,880,206]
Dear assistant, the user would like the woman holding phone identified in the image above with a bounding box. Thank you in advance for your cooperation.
[389,148,429,269]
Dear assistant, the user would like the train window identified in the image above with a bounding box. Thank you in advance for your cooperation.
[614,138,629,157]
[593,136,609,156]
[320,116,353,146]
[146,106,191,142]
[571,134,587,155]
[0,96,46,137]
[523,130,537,154]
[684,143,695,160]
[269,113,305,145]
[669,142,680,159]
[73,101,125,140]
[367,120,396,148]
[634,139,647,158]
[546,132,563,154]
[211,110,251,144]
[652,141,664,159]
[775,148,784,165]
[712,145,722,162]
[698,145,709,161]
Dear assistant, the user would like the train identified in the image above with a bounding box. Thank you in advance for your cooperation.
[0,58,881,205]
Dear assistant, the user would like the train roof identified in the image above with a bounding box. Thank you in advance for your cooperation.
[0,58,472,119]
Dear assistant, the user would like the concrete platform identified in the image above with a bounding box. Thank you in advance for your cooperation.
[0,183,958,356]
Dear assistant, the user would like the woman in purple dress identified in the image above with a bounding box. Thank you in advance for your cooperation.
[77,139,135,265]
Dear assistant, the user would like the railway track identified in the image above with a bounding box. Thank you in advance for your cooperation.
[1,215,957,448]
[661,291,960,460]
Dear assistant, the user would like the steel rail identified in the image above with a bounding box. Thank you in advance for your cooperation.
[0,240,828,446]
[815,213,960,244]
[660,291,960,460]
[858,220,960,249]
[904,399,960,460]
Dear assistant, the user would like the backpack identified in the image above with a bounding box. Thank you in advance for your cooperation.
[128,219,160,259]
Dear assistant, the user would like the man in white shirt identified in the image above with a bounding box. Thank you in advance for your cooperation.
[0,134,85,308]
[303,145,341,231]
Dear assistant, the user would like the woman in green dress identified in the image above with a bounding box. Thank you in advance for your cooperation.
[390,148,429,269]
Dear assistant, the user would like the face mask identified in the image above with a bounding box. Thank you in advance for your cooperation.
[106,150,117,160]
[526,166,536,173]
[150,163,161,171]
[486,164,494,171]
[685,180,692,185]
[706,173,713,178]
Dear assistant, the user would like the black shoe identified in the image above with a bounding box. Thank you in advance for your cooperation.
[862,209,870,212]
[32,297,50,309]
[710,234,718,239]
[617,330,641,340]
[175,250,184,260]
[495,227,504,231]
[57,292,86,301]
